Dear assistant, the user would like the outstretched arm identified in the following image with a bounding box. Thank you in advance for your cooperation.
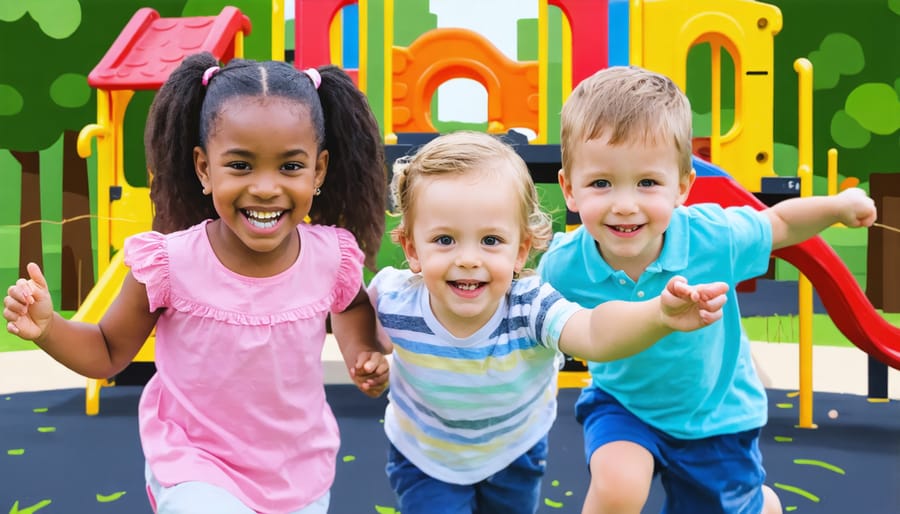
[330,287,391,398]
[558,277,729,362]
[4,263,158,378]
[768,187,876,250]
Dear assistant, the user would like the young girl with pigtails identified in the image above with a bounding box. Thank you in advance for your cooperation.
[3,52,390,514]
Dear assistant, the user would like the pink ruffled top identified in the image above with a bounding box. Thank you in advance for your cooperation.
[123,220,364,513]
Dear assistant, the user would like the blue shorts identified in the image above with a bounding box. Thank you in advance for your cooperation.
[385,436,548,514]
[575,387,765,514]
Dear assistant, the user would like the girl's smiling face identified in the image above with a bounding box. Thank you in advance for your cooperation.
[194,96,327,275]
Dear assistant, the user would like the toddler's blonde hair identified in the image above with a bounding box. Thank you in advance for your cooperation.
[391,131,552,255]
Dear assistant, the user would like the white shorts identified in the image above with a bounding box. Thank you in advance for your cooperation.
[145,463,330,514]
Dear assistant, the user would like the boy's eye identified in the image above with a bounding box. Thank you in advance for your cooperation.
[436,235,454,246]
[590,179,610,188]
[638,178,658,187]
[482,236,501,246]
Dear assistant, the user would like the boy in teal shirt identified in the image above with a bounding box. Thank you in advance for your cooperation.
[538,66,876,514]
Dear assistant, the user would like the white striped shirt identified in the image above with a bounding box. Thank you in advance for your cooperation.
[370,267,582,484]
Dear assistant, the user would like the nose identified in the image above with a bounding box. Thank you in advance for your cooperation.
[610,189,638,215]
[248,171,282,199]
[454,243,482,268]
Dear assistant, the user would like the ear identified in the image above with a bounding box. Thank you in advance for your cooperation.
[194,146,212,195]
[514,235,533,274]
[399,232,421,273]
[558,169,579,213]
[314,149,329,190]
[676,168,697,206]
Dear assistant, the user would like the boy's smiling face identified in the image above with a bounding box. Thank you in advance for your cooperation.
[400,163,531,338]
[559,133,695,280]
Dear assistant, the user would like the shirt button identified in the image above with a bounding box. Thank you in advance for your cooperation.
[637,291,645,298]
[619,279,626,285]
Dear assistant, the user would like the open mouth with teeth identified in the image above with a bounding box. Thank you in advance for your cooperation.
[450,281,485,292]
[242,209,285,229]
[609,224,643,234]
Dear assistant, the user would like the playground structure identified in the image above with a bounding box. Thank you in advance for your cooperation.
[72,0,898,416]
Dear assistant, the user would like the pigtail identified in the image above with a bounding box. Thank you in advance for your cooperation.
[310,65,386,270]
[145,52,219,233]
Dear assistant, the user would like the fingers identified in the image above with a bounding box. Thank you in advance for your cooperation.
[350,351,390,397]
[26,262,49,290]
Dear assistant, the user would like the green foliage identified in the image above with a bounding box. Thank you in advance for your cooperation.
[808,33,863,90]
[2,0,81,39]
[49,73,91,108]
[770,0,898,183]
[844,82,900,135]
[830,110,870,149]
[0,84,23,115]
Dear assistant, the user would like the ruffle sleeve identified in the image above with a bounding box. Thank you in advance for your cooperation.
[123,231,170,312]
[330,227,365,313]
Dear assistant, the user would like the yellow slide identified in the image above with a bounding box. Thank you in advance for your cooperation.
[71,251,154,415]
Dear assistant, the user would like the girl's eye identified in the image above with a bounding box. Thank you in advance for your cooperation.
[638,179,658,187]
[482,236,501,246]
[228,162,250,171]
[436,235,453,246]
[282,162,303,172]
[590,179,610,188]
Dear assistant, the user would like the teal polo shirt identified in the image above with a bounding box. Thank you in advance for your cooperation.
[538,204,772,438]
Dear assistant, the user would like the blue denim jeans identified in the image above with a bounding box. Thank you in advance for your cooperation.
[385,436,548,514]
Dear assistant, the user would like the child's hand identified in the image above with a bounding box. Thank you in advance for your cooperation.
[349,351,390,398]
[836,187,877,228]
[660,276,729,332]
[4,263,54,341]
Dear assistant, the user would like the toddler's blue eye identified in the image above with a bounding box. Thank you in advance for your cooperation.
[437,235,453,245]
[591,179,610,188]
[638,179,657,187]
[483,236,500,246]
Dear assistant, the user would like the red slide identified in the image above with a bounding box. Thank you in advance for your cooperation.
[687,171,900,370]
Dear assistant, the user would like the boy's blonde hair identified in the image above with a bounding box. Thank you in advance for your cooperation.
[391,131,552,253]
[560,66,693,178]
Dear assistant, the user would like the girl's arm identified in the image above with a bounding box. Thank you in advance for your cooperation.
[330,287,391,397]
[4,263,158,379]
[558,277,729,362]
[767,187,876,250]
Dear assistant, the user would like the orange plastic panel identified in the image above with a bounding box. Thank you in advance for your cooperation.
[391,28,540,134]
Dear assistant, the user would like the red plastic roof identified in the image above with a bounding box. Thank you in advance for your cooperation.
[88,7,251,90]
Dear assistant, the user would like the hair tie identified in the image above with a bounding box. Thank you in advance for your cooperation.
[201,66,220,86]
[304,68,322,90]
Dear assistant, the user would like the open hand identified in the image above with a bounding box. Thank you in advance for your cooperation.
[660,276,729,332]
[4,262,54,341]
[349,351,390,398]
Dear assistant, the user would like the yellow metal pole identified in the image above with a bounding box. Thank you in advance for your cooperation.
[629,0,642,66]
[710,42,721,165]
[537,0,548,144]
[271,0,285,61]
[827,148,837,196]
[383,0,396,143]
[794,58,816,429]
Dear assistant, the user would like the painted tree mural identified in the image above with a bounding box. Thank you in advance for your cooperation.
[0,0,134,308]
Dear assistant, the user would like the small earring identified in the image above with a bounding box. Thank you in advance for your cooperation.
[314,187,321,196]
[202,186,211,195]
